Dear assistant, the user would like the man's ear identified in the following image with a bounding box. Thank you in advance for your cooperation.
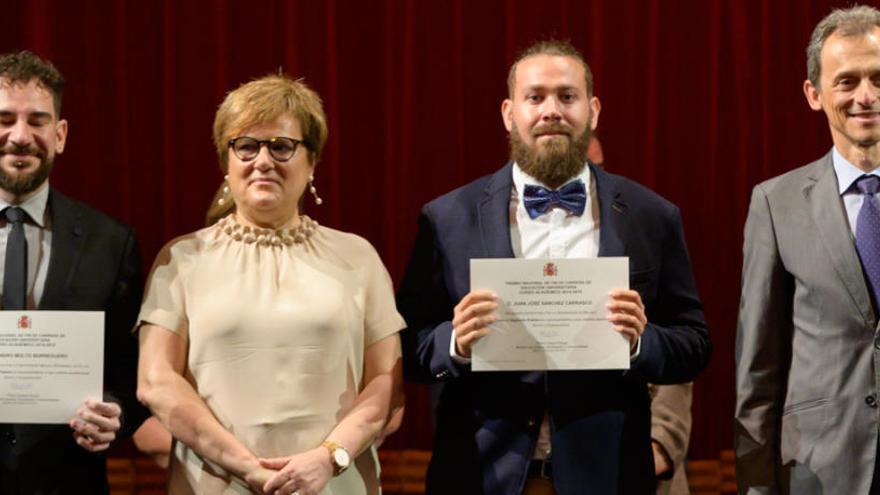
[589,96,601,131]
[804,79,823,111]
[55,118,68,154]
[501,99,513,132]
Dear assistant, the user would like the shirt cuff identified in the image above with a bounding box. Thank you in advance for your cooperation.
[449,330,471,364]
[630,336,641,362]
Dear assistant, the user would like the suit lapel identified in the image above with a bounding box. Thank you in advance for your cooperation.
[478,163,516,258]
[39,189,85,310]
[478,164,539,385]
[594,165,627,258]
[807,156,876,326]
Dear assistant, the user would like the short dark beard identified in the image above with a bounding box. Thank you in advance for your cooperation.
[0,146,53,196]
[510,121,592,189]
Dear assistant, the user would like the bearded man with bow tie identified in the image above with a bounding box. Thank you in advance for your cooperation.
[397,40,712,495]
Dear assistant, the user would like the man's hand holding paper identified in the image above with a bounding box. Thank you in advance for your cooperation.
[606,289,647,352]
[70,399,122,452]
[452,291,498,358]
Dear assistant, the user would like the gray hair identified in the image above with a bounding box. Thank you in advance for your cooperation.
[807,5,880,88]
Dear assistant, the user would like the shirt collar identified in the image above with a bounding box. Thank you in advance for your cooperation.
[0,183,49,228]
[832,146,880,195]
[512,161,592,202]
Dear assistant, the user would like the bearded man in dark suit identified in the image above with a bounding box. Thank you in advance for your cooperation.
[398,40,711,495]
[0,51,146,495]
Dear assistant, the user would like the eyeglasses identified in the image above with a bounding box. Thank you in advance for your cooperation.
[228,136,304,162]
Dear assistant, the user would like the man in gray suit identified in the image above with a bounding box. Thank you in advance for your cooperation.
[736,5,880,494]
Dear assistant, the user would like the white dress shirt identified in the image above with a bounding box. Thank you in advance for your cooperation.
[513,163,601,460]
[450,162,601,459]
[0,183,52,309]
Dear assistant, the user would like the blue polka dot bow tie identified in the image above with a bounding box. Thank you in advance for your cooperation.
[523,180,587,219]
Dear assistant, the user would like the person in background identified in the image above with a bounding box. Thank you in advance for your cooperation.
[588,135,693,495]
[649,383,692,495]
[132,417,171,469]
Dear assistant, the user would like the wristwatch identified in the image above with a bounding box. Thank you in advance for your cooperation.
[321,440,351,476]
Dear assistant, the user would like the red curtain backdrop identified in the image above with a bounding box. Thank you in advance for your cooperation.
[0,0,864,459]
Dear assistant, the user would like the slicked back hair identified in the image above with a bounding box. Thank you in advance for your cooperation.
[507,40,593,97]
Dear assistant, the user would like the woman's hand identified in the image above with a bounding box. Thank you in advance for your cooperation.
[243,465,279,493]
[259,447,333,495]
[244,466,277,492]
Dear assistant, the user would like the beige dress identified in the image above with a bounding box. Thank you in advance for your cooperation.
[138,214,405,495]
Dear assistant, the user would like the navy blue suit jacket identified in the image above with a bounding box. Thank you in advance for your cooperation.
[397,163,711,495]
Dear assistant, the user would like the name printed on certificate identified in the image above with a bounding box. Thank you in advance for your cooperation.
[470,257,629,371]
[0,311,104,423]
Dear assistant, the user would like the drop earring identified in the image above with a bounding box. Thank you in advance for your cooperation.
[309,175,323,205]
[218,174,230,205]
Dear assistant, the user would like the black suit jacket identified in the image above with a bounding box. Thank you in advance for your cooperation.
[397,163,711,495]
[0,188,146,495]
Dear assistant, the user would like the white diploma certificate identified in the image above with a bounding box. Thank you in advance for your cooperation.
[0,311,104,423]
[470,258,629,371]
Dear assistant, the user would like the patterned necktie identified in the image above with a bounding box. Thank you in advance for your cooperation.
[523,180,587,219]
[855,175,880,312]
[2,207,27,310]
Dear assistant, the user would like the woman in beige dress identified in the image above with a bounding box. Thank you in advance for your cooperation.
[136,74,405,495]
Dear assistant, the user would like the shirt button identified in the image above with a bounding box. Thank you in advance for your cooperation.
[5,431,15,445]
[866,395,877,408]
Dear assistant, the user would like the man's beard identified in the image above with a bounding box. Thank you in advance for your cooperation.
[0,144,53,196]
[510,121,592,189]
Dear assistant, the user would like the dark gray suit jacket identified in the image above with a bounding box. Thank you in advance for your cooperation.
[0,188,146,495]
[736,152,879,494]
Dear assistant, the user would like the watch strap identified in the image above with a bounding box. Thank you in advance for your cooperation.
[321,440,350,476]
